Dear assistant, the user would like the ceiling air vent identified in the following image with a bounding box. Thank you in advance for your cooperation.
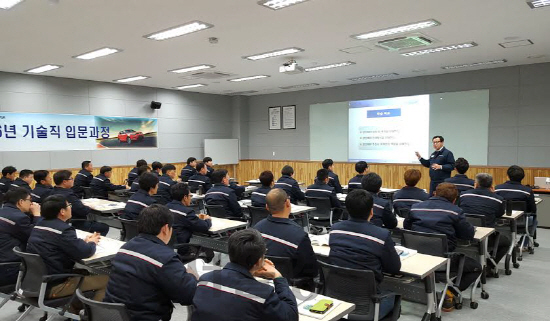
[376,35,433,51]
[180,71,233,80]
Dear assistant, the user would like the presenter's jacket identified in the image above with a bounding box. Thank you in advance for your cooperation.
[393,186,430,214]
[206,165,214,178]
[90,174,126,199]
[8,178,32,192]
[305,180,342,209]
[229,182,245,198]
[347,174,365,192]
[180,165,197,182]
[73,169,93,198]
[104,234,197,321]
[328,171,343,194]
[368,192,397,229]
[0,204,43,264]
[188,173,212,193]
[254,216,318,278]
[495,181,537,214]
[251,185,272,208]
[191,262,298,321]
[31,184,53,203]
[122,189,156,220]
[274,175,304,204]
[329,219,401,289]
[405,196,475,251]
[166,200,212,244]
[459,188,504,227]
[129,177,141,193]
[27,218,96,275]
[419,147,455,182]
[444,174,475,194]
[0,177,12,194]
[204,184,243,218]
[51,187,90,220]
[127,167,139,186]
[157,175,176,204]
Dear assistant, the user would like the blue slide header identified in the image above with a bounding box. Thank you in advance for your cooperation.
[367,108,401,118]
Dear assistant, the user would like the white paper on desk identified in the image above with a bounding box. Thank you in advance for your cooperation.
[310,234,329,246]
[394,245,417,260]
[239,199,252,207]
[298,297,342,319]
[185,260,221,277]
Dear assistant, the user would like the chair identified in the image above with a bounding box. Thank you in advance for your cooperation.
[204,204,228,218]
[76,288,130,321]
[152,195,168,205]
[82,187,93,199]
[247,206,270,227]
[396,208,410,219]
[507,200,534,259]
[117,218,139,242]
[317,261,401,321]
[266,255,312,289]
[305,197,334,232]
[0,262,20,310]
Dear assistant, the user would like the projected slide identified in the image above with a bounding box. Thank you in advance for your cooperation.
[348,95,430,163]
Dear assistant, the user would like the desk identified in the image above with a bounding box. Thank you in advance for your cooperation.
[208,217,248,234]
[239,200,316,232]
[82,198,125,214]
[75,230,125,265]
[533,191,549,228]
[189,217,247,253]
[498,210,524,274]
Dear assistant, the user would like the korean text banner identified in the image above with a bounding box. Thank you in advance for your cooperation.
[0,112,158,151]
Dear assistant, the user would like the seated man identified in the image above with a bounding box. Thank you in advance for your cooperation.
[123,172,158,220]
[151,161,163,177]
[361,173,397,229]
[90,166,127,199]
[444,157,475,194]
[31,170,54,203]
[393,168,430,215]
[73,160,93,198]
[204,169,243,218]
[157,164,177,204]
[188,162,212,194]
[0,166,17,194]
[27,194,108,304]
[128,159,147,187]
[254,188,318,280]
[251,171,273,208]
[130,165,151,192]
[274,165,304,204]
[51,170,109,236]
[306,169,343,220]
[329,189,401,319]
[348,161,369,192]
[192,229,298,321]
[0,189,41,286]
[104,204,198,321]
[9,169,33,192]
[322,159,343,194]
[180,157,197,182]
[203,156,214,178]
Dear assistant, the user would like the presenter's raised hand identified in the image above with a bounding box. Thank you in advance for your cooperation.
[415,151,421,159]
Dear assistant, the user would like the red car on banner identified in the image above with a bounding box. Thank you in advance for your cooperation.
[117,129,144,144]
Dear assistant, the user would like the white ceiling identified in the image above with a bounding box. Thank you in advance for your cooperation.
[0,0,549,96]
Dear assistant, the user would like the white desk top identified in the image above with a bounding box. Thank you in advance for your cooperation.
[341,185,399,193]
[500,210,524,220]
[245,185,258,192]
[535,197,542,205]
[208,217,248,234]
[246,179,261,184]
[238,200,316,215]
[191,193,205,200]
[75,230,125,264]
[396,218,494,241]
[81,198,126,214]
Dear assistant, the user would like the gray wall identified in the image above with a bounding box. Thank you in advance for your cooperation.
[0,72,234,169]
[246,62,550,167]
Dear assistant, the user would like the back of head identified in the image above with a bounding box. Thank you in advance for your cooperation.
[186,157,196,165]
[41,194,68,220]
[281,165,294,176]
[203,157,212,163]
[3,188,30,206]
[345,189,374,220]
[361,172,382,193]
[100,166,112,175]
[316,168,329,182]
[475,173,493,189]
[435,183,458,203]
[136,159,148,168]
[211,169,228,184]
[507,165,524,182]
[404,169,421,187]
[19,169,33,179]
[137,204,174,235]
[2,166,17,177]
[34,170,49,184]
[259,171,274,187]
[195,162,206,172]
[228,229,266,270]
[322,159,333,169]
[171,183,189,201]
[161,164,176,174]
[139,172,159,191]
[455,157,469,174]
[265,188,288,214]
[152,161,163,172]
[355,161,368,174]
[137,165,150,176]
[81,160,91,169]
[53,170,72,186]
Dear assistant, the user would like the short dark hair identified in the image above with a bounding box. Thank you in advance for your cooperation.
[455,157,469,174]
[195,162,206,172]
[436,183,458,202]
[41,194,69,220]
[345,189,374,220]
[228,229,266,270]
[171,183,190,201]
[507,165,525,182]
[361,172,382,193]
[186,157,196,165]
[404,169,422,187]
[151,161,163,171]
[2,166,17,177]
[137,204,174,235]
[100,166,112,175]
[432,135,444,142]
[137,165,150,176]
[211,169,228,184]
[34,170,49,184]
[139,172,159,191]
[161,164,176,174]
[355,161,368,174]
[322,159,333,169]
[203,157,212,163]
[19,169,33,179]
[136,159,147,167]
[476,173,493,188]
[3,188,30,206]
[317,168,329,181]
[259,171,274,187]
[281,165,294,176]
[81,161,91,169]
[53,170,72,185]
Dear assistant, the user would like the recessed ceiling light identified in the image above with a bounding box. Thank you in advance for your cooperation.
[352,19,440,40]
[280,83,320,89]
[499,39,533,48]
[244,47,304,61]
[228,90,259,95]
[528,54,547,59]
[304,61,355,72]
[348,73,399,81]
[74,47,121,60]
[442,59,507,70]
[258,0,311,10]
[114,76,150,83]
[25,64,62,74]
[175,84,207,89]
[401,42,477,57]
[527,0,550,8]
[169,64,214,74]
[0,0,24,10]
[228,75,270,82]
[144,21,213,41]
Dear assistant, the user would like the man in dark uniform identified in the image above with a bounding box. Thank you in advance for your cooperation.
[188,162,212,193]
[0,166,17,194]
[251,171,273,208]
[73,160,94,198]
[348,161,369,192]
[157,164,177,204]
[305,169,343,220]
[180,157,197,182]
[9,169,33,192]
[31,170,53,203]
[393,168,429,216]
[204,169,243,218]
[128,159,147,187]
[322,159,343,194]
[123,172,158,220]
[90,166,127,199]
[416,135,455,195]
[274,165,304,204]
[361,172,397,229]
[444,157,475,194]
[203,157,214,178]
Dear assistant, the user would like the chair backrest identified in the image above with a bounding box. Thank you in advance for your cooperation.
[247,206,270,227]
[401,229,448,257]
[465,213,486,227]
[12,247,49,297]
[76,288,131,321]
[318,260,378,319]
[305,197,332,220]
[82,187,93,199]
[266,255,295,281]
[117,218,139,241]
[397,208,410,219]
[152,194,167,205]
[205,204,227,218]
[505,200,526,215]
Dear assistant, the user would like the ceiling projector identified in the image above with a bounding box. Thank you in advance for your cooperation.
[279,60,304,75]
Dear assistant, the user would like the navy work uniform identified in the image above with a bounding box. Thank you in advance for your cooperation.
[74,169,93,198]
[305,180,343,220]
[0,177,12,194]
[419,147,455,195]
[192,262,298,321]
[250,186,272,208]
[254,216,318,278]
[368,192,397,229]
[229,182,245,199]
[122,189,157,220]
[188,173,212,194]
[347,174,364,192]
[104,234,198,321]
[166,200,212,245]
[204,184,243,218]
[90,174,126,199]
[8,178,32,192]
[274,175,304,204]
[129,178,141,193]
[180,165,197,182]
[127,167,139,186]
[393,186,430,215]
[31,184,53,203]
[328,171,343,194]
[157,175,176,204]
[495,180,538,239]
[444,174,475,194]
[206,165,214,178]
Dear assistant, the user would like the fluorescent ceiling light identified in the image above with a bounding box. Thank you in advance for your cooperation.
[258,0,311,10]
[74,47,120,60]
[25,64,62,74]
[175,84,206,89]
[352,19,440,40]
[401,42,477,57]
[0,0,23,10]
[170,64,214,73]
[145,21,213,41]
[349,73,399,81]
[280,83,319,89]
[114,76,149,83]
[527,0,550,8]
[442,59,507,70]
[304,61,355,72]
[228,75,270,82]
[244,47,304,61]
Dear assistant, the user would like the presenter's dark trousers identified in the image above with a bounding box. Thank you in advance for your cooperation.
[429,180,443,196]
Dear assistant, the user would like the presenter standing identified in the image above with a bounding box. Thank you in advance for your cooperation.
[415,136,455,195]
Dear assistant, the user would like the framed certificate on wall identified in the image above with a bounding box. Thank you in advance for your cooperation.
[268,106,281,130]
[282,105,296,129]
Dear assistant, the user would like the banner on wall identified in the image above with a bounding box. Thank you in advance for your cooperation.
[0,112,158,151]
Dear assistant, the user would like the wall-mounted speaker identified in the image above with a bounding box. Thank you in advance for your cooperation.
[150,101,162,110]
